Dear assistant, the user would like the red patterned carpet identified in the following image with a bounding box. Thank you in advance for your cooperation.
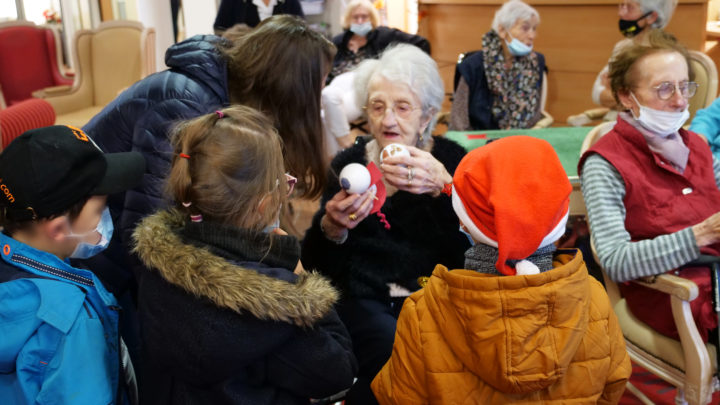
[620,363,720,404]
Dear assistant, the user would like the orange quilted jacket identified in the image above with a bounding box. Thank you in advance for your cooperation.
[372,250,631,404]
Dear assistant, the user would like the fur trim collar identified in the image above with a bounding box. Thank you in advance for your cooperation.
[133,210,338,327]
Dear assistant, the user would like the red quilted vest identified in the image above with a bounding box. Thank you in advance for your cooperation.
[580,117,720,341]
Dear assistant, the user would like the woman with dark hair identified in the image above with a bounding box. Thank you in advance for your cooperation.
[213,0,304,33]
[81,15,334,301]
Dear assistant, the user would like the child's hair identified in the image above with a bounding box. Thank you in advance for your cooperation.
[166,106,286,231]
[0,196,90,235]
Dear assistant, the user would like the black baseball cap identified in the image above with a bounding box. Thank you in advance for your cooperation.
[0,125,145,221]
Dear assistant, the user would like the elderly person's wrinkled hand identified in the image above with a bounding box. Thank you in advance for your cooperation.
[692,211,720,247]
[381,145,452,196]
[321,188,376,240]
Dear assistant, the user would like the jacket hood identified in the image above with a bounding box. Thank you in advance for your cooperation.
[424,250,590,394]
[165,35,229,103]
[132,210,339,327]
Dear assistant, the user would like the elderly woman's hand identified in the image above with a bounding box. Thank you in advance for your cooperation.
[693,212,720,247]
[321,188,376,241]
[381,145,452,196]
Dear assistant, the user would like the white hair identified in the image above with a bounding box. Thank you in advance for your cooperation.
[636,0,677,29]
[491,0,540,32]
[353,44,444,145]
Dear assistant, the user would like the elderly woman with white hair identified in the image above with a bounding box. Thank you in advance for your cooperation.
[302,44,469,404]
[450,0,544,130]
[592,0,677,109]
[321,0,430,160]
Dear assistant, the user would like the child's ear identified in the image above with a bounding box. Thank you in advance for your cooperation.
[43,216,70,242]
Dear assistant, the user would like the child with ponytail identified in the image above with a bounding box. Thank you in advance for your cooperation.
[131,106,357,404]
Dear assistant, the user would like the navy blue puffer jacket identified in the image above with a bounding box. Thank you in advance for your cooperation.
[84,35,229,248]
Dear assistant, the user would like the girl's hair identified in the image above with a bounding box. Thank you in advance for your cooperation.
[341,0,381,30]
[166,106,286,231]
[221,15,336,199]
[609,29,692,104]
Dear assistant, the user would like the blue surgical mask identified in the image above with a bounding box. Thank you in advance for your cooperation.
[350,22,373,37]
[459,225,475,246]
[262,217,280,234]
[505,34,533,57]
[68,207,113,259]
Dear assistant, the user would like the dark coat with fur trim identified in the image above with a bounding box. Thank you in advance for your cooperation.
[301,136,470,301]
[132,210,357,405]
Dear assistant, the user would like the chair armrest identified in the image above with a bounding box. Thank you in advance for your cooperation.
[532,111,553,129]
[32,85,72,98]
[633,273,699,302]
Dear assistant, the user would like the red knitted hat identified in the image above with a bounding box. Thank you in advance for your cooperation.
[452,136,571,276]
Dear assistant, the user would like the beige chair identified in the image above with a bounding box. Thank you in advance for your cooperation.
[34,21,156,127]
[567,50,718,127]
[581,126,719,405]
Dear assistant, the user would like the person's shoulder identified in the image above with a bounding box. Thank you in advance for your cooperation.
[431,136,467,164]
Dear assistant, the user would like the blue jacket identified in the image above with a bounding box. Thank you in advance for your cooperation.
[0,233,125,404]
[83,35,230,247]
[690,97,720,159]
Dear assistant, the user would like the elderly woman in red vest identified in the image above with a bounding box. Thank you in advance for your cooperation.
[579,29,720,342]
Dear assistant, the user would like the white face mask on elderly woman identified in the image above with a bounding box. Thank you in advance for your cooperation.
[630,93,689,137]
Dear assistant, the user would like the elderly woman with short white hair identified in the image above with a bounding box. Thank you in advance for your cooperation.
[450,0,544,130]
[592,0,677,109]
[303,44,469,404]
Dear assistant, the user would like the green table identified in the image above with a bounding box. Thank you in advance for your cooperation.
[445,127,592,178]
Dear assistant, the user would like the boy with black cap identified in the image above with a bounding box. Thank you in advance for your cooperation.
[0,125,145,404]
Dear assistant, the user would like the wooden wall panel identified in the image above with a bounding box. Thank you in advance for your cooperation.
[419,0,708,124]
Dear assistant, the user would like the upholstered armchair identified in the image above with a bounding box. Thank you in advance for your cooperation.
[34,20,156,128]
[0,21,73,108]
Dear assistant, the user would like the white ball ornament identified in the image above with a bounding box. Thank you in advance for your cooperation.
[380,143,410,165]
[339,163,371,194]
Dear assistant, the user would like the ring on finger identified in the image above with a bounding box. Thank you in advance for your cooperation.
[349,213,358,221]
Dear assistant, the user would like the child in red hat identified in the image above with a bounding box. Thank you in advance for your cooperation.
[372,136,630,404]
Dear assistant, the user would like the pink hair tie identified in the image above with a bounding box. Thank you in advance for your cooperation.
[190,214,203,223]
[179,153,190,159]
[215,110,224,118]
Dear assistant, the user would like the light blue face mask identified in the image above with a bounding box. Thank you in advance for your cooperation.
[459,225,475,246]
[262,217,280,234]
[68,207,113,259]
[505,35,533,57]
[350,22,373,37]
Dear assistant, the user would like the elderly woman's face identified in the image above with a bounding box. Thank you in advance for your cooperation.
[365,76,431,149]
[505,15,539,47]
[350,6,372,26]
[619,0,645,20]
[619,51,689,114]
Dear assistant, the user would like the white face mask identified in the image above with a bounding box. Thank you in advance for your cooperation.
[630,93,689,137]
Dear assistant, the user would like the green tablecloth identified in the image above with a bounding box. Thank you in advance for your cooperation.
[445,127,593,178]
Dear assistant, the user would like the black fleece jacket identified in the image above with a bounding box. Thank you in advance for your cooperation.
[301,136,469,301]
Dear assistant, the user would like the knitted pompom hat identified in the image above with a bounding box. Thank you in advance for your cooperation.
[452,136,571,276]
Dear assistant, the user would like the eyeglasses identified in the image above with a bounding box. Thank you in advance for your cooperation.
[364,100,420,120]
[646,81,699,100]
